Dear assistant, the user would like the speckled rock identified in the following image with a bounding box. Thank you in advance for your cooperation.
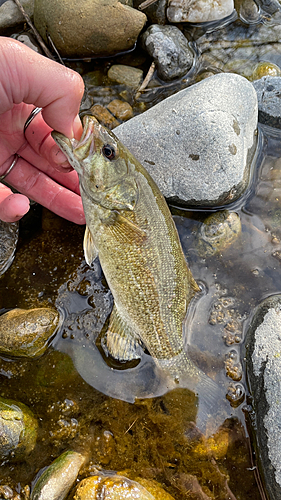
[167,0,234,22]
[0,397,38,461]
[115,73,258,207]
[245,295,281,500]
[33,0,147,58]
[0,307,59,358]
[252,76,281,129]
[141,25,193,81]
[0,0,34,30]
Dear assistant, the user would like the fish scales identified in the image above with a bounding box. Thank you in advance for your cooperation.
[83,166,195,363]
[51,116,221,401]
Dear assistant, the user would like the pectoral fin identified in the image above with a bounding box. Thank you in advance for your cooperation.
[105,212,147,246]
[104,305,142,361]
[83,226,98,266]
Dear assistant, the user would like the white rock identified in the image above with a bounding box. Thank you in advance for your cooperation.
[167,0,234,23]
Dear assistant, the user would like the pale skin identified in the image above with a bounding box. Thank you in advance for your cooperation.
[0,36,86,224]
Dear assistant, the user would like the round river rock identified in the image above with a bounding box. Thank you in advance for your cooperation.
[0,397,38,461]
[0,307,59,358]
[115,73,258,207]
[33,0,147,58]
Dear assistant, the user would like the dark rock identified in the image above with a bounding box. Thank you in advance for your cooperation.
[141,24,193,81]
[252,76,281,129]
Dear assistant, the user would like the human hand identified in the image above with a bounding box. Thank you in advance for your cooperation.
[0,36,86,224]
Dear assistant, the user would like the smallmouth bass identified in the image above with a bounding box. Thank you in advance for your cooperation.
[52,116,224,428]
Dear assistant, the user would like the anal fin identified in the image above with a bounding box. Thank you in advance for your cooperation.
[104,305,143,362]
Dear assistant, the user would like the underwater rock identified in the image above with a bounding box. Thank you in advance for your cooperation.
[141,25,193,81]
[90,104,120,130]
[252,76,281,129]
[197,211,242,257]
[0,0,34,30]
[115,73,258,207]
[33,0,147,58]
[0,307,59,358]
[234,0,260,22]
[245,294,281,500]
[251,62,281,81]
[0,396,38,461]
[73,474,175,499]
[198,22,281,72]
[0,221,18,276]
[31,450,85,500]
[167,0,234,22]
[107,65,143,88]
[107,100,134,122]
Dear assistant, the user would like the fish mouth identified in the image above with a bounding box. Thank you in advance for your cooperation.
[52,116,101,172]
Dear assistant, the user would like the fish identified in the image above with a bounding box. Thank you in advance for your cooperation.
[52,116,225,429]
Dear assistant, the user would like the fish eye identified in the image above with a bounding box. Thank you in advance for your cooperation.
[102,144,116,160]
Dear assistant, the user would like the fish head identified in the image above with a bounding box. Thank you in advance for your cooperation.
[52,115,138,211]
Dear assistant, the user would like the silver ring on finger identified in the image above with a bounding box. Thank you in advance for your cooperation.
[24,107,42,136]
[0,154,19,182]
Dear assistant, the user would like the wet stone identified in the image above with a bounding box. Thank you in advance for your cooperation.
[197,22,281,73]
[0,221,18,277]
[0,397,38,461]
[90,104,120,130]
[31,450,85,500]
[107,99,134,121]
[0,307,59,358]
[251,62,281,81]
[107,65,143,89]
[197,211,242,258]
[245,294,281,500]
[167,0,234,22]
[115,73,258,207]
[141,25,194,81]
[73,474,175,499]
[252,76,281,129]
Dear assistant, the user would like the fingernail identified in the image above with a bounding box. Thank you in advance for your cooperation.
[53,149,68,165]
[72,115,82,139]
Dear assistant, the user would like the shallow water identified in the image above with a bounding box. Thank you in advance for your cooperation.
[1,125,281,499]
[2,10,281,498]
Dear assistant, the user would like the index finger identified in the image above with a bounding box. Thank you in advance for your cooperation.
[0,37,84,138]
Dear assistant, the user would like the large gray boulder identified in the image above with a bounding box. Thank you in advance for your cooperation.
[115,73,258,207]
[245,295,281,500]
